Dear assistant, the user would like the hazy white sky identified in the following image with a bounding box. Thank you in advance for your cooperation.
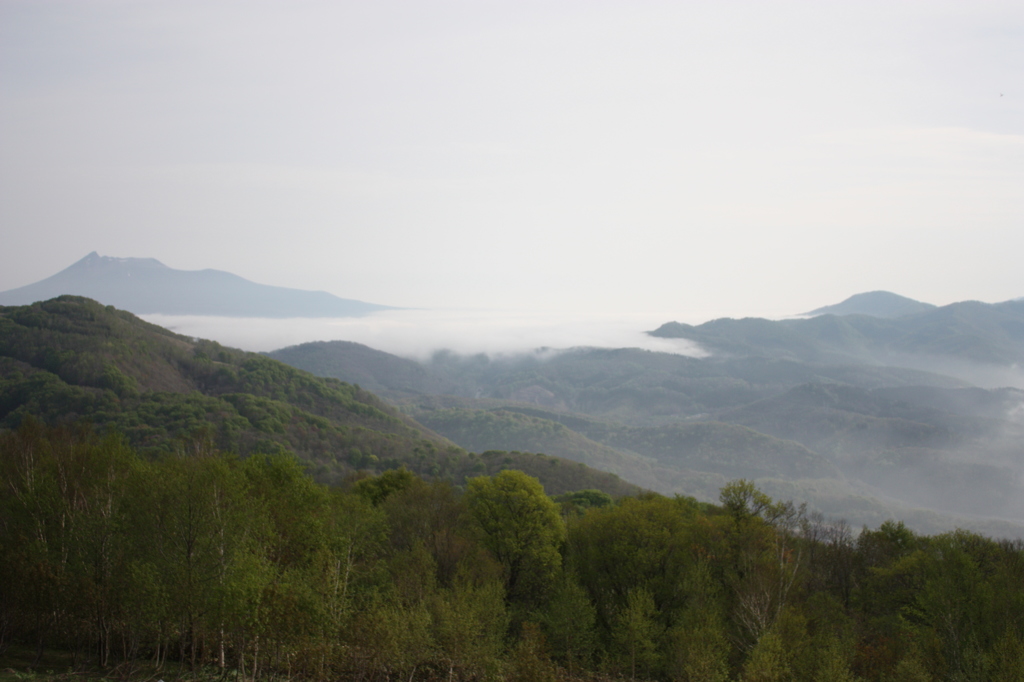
[2,1,1022,321]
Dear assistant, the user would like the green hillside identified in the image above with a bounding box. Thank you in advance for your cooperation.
[269,339,456,397]
[0,297,635,497]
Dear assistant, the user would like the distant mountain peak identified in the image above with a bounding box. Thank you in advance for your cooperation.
[803,291,936,319]
[71,251,169,270]
[0,253,394,318]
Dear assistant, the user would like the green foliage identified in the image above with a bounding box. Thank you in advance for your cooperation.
[741,627,792,682]
[568,493,708,626]
[812,639,859,682]
[538,574,597,675]
[3,421,1024,682]
[466,470,565,608]
[354,467,416,506]
[721,478,783,522]
[990,629,1024,682]
[555,488,613,515]
[666,616,730,682]
[508,622,557,682]
[666,562,731,682]
[428,575,508,678]
[613,587,662,681]
[0,298,640,500]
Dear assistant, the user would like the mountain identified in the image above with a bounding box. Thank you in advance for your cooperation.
[0,252,393,318]
[0,296,638,497]
[803,290,936,318]
[650,299,1024,368]
[270,340,966,419]
[269,340,457,397]
[267,337,1024,536]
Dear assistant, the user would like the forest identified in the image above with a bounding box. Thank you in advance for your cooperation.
[0,297,638,499]
[2,421,1023,682]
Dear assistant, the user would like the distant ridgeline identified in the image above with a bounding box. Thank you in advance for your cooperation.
[650,292,1024,366]
[803,290,937,318]
[0,252,394,317]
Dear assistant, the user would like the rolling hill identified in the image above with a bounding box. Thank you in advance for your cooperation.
[268,327,1024,536]
[0,296,638,497]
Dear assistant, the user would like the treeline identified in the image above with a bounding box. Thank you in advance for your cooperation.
[2,423,1024,681]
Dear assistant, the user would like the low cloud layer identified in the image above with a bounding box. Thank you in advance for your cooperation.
[141,308,709,359]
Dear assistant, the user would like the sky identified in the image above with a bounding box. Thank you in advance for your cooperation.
[2,0,1023,326]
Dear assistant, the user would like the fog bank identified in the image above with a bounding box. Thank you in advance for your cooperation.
[141,308,709,359]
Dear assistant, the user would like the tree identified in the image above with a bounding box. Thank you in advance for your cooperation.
[353,467,416,506]
[720,479,792,526]
[667,613,730,682]
[508,622,556,682]
[613,587,661,681]
[720,481,804,647]
[429,575,508,679]
[666,561,731,682]
[990,629,1024,682]
[812,639,858,682]
[539,573,597,676]
[383,478,476,587]
[567,494,704,630]
[465,470,565,608]
[741,627,791,682]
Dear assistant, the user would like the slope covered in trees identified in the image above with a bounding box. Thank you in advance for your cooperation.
[270,338,1024,536]
[0,297,636,497]
[2,422,1023,681]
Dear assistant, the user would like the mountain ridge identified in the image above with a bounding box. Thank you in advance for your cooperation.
[0,252,394,318]
[650,298,1024,368]
[803,290,936,318]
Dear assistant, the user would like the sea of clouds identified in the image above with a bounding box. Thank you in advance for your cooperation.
[140,308,709,359]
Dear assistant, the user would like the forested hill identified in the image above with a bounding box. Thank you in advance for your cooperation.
[0,296,638,496]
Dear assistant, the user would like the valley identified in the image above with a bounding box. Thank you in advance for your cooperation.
[268,294,1024,537]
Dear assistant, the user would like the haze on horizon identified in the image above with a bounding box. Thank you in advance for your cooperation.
[2,1,1023,322]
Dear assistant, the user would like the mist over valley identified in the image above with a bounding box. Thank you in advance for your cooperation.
[3,254,1023,536]
[6,3,1024,677]
[256,289,1024,537]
